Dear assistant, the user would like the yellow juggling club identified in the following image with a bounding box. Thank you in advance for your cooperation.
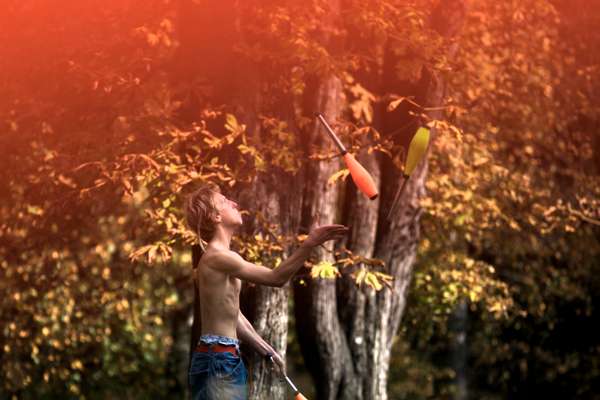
[387,126,431,220]
[316,114,379,200]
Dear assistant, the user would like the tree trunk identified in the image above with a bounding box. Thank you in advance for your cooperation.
[174,2,293,398]
[294,1,467,399]
[239,173,291,400]
[294,74,357,400]
[336,147,382,400]
[450,300,469,400]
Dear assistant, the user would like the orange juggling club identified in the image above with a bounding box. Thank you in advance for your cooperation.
[316,114,378,200]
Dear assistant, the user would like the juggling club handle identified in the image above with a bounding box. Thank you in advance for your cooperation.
[284,375,299,393]
[316,114,347,154]
[387,174,409,221]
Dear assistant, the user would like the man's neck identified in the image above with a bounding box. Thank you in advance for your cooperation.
[208,226,234,250]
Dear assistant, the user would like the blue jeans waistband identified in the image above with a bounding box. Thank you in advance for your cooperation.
[198,334,240,352]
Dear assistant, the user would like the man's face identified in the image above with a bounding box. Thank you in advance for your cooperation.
[213,192,242,226]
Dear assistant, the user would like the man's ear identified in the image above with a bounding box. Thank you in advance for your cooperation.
[213,213,222,223]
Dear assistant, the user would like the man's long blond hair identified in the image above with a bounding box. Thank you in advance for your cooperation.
[185,184,221,251]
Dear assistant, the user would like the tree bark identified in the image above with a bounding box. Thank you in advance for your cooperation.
[337,148,382,400]
[239,173,290,400]
[294,74,357,400]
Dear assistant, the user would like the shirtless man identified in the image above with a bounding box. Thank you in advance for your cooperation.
[185,184,348,400]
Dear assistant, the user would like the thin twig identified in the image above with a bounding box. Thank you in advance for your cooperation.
[567,203,600,226]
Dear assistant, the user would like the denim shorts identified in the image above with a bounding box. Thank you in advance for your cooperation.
[189,335,247,400]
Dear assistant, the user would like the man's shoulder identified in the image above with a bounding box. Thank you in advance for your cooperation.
[201,248,243,270]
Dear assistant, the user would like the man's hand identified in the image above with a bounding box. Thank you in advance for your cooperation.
[302,224,349,248]
[268,351,286,377]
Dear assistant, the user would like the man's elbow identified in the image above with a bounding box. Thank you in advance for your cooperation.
[271,272,287,288]
[275,279,287,288]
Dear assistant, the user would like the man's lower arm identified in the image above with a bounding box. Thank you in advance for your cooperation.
[273,245,313,285]
[239,328,273,357]
[237,313,276,357]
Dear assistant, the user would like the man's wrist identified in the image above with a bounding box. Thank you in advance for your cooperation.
[298,241,315,250]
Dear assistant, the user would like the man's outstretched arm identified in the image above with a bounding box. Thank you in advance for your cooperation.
[236,311,286,374]
[212,224,349,287]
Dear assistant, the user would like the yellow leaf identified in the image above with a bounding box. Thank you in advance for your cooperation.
[311,260,340,279]
[225,113,245,134]
[354,268,367,286]
[148,245,157,263]
[58,174,77,188]
[328,169,350,186]
[128,244,153,262]
[387,97,408,112]
[365,272,383,290]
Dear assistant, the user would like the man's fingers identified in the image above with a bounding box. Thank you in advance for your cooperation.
[331,228,349,234]
[268,355,285,377]
[332,230,348,238]
[275,357,286,376]
[321,224,348,230]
